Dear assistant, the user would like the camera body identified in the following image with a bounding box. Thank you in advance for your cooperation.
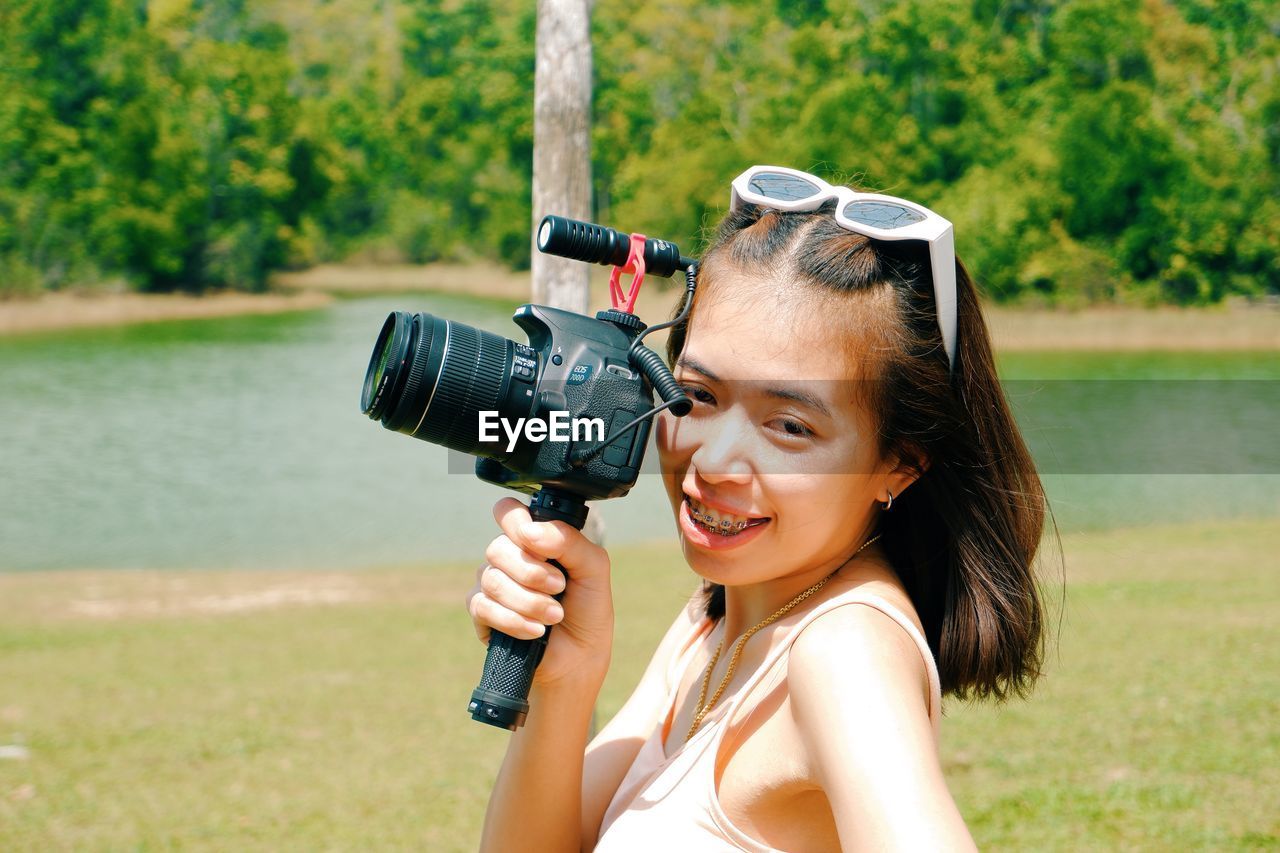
[362,215,693,509]
[472,304,654,501]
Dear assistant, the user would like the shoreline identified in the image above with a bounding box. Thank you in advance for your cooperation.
[1,516,1274,618]
[0,265,1276,350]
[0,289,333,336]
[982,304,1279,351]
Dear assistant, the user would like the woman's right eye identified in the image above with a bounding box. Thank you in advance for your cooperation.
[682,386,716,406]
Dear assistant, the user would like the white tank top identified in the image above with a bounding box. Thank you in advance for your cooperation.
[595,588,943,851]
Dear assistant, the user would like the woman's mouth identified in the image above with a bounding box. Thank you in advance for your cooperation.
[683,495,770,538]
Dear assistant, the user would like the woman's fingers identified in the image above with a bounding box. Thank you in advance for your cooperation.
[492,498,607,584]
[467,509,569,644]
[483,534,565,596]
[521,519,603,569]
[469,498,610,655]
[492,496,532,535]
[467,580,555,642]
[465,498,615,687]
[477,561,564,624]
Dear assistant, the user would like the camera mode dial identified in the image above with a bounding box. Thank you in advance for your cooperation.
[595,309,646,333]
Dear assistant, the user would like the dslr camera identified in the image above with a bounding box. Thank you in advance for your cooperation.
[360,215,697,730]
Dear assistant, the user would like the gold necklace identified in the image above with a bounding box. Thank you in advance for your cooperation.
[684,533,882,742]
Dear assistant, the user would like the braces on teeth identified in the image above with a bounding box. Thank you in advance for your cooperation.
[691,507,749,534]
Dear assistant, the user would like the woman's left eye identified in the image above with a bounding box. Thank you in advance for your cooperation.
[773,418,815,439]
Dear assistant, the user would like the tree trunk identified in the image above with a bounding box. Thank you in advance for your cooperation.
[533,1,601,738]
[531,0,592,314]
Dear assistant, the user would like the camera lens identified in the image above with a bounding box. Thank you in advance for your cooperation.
[361,312,413,421]
[361,311,525,457]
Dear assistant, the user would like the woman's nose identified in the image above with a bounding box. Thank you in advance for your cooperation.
[688,410,753,484]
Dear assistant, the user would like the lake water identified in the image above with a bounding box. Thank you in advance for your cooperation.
[1,295,1276,572]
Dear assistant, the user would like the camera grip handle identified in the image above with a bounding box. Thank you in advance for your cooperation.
[468,490,587,730]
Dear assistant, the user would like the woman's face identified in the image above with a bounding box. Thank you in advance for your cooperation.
[655,269,901,589]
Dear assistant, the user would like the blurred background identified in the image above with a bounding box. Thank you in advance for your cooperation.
[1,0,1277,849]
[2,0,1278,301]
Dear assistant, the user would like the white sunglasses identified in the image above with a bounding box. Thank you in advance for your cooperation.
[730,165,957,372]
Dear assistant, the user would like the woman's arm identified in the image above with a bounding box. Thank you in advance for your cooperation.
[480,675,605,853]
[789,606,977,852]
[470,499,615,853]
[469,499,701,851]
[484,592,702,852]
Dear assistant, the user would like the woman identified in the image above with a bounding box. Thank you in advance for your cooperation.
[467,166,1047,850]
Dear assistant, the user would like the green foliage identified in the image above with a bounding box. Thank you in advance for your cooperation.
[0,0,312,292]
[0,0,1275,302]
[595,0,1279,303]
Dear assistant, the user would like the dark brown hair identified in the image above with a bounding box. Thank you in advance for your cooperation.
[667,201,1049,702]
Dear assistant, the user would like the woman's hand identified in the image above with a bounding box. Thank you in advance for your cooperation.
[466,497,614,688]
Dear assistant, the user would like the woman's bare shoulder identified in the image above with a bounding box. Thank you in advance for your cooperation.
[789,591,930,711]
[786,560,934,746]
[784,590,971,850]
[822,560,927,638]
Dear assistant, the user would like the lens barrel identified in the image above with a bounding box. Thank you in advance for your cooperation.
[362,311,520,456]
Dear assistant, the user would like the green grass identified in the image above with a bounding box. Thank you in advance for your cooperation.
[944,520,1280,850]
[1,522,1277,850]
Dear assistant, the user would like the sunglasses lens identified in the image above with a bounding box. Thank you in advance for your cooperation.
[747,171,824,202]
[841,200,926,230]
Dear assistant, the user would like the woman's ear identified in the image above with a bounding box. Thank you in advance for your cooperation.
[880,445,928,503]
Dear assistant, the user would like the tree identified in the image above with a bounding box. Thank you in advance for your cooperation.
[531,0,593,312]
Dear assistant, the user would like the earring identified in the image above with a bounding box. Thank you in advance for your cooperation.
[882,491,894,511]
